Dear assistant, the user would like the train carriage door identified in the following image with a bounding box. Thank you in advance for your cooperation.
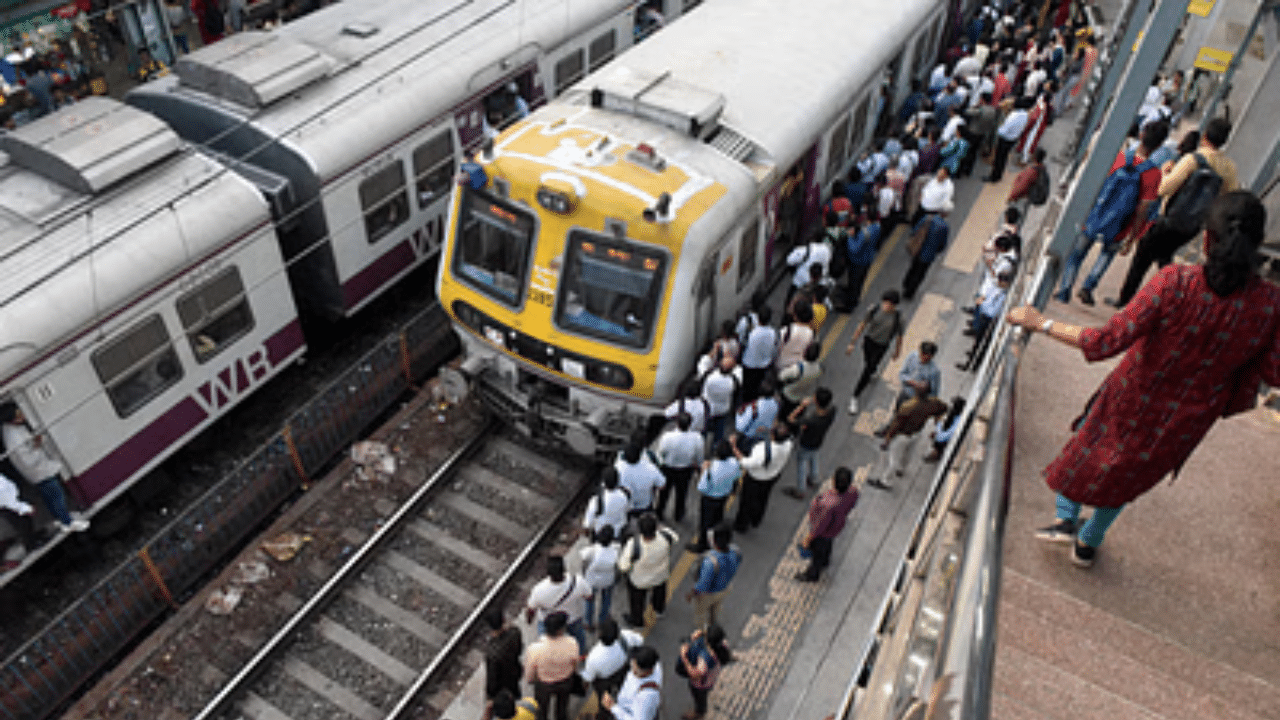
[765,145,819,274]
[693,255,717,358]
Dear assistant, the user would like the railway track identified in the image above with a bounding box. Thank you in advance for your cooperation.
[193,426,591,720]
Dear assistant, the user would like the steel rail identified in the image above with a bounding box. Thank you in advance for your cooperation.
[386,445,593,719]
[190,419,496,720]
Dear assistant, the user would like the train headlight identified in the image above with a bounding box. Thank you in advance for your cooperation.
[586,361,634,390]
[537,173,585,215]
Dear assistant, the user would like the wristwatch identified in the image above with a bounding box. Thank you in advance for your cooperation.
[1041,319,1054,333]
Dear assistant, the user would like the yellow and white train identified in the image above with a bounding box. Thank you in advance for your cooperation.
[438,0,953,455]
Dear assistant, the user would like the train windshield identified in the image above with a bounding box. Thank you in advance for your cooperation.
[453,189,536,306]
[555,230,667,349]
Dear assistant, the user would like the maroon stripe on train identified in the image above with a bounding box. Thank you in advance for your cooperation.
[266,319,305,365]
[341,240,416,312]
[68,320,306,506]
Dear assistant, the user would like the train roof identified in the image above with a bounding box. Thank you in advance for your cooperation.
[0,98,270,385]
[581,0,940,174]
[130,0,633,182]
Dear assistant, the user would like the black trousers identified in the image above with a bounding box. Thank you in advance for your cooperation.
[839,262,871,310]
[742,366,769,402]
[988,136,1016,182]
[626,578,667,624]
[853,338,890,398]
[656,465,696,522]
[735,474,780,531]
[801,536,835,579]
[694,494,729,551]
[534,676,574,720]
[1115,219,1197,306]
[690,683,710,714]
[902,256,933,300]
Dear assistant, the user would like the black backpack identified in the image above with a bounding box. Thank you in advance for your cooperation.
[1162,153,1223,235]
[1028,165,1050,206]
[825,228,849,279]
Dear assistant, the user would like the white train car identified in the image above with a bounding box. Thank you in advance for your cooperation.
[437,0,948,454]
[129,0,691,319]
[0,98,301,518]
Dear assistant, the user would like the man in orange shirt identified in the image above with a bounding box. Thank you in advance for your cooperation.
[524,612,580,720]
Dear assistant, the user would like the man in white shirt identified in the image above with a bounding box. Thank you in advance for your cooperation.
[731,425,794,532]
[581,618,645,699]
[785,238,831,306]
[655,414,704,523]
[525,554,594,654]
[1023,61,1048,99]
[1,403,87,533]
[917,167,955,223]
[941,106,966,143]
[738,305,777,402]
[986,96,1032,182]
[664,383,709,435]
[617,444,666,517]
[701,355,742,444]
[601,646,663,720]
[583,467,631,537]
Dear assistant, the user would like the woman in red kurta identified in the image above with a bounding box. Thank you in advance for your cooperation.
[1008,192,1280,567]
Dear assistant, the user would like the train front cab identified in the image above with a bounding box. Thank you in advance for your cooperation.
[437,126,731,456]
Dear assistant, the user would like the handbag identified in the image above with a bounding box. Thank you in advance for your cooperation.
[569,672,587,696]
[907,221,929,258]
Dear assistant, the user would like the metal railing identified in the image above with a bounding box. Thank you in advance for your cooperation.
[0,304,458,720]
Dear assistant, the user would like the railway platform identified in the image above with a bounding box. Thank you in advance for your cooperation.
[434,62,1280,720]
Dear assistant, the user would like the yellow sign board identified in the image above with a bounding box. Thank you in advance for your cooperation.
[1194,46,1234,73]
[1188,0,1215,17]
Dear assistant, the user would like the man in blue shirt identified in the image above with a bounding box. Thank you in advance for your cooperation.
[685,524,741,629]
[835,212,880,312]
[734,379,778,451]
[688,442,741,553]
[877,341,941,437]
[902,212,949,301]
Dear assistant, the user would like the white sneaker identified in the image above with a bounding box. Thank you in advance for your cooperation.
[64,518,90,533]
[848,398,859,415]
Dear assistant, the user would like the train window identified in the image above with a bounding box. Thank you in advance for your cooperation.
[92,316,184,418]
[176,268,255,364]
[849,95,872,159]
[826,114,850,181]
[412,132,456,209]
[588,30,617,72]
[554,49,585,95]
[555,230,667,349]
[682,0,703,10]
[736,220,759,293]
[359,162,411,243]
[453,188,536,306]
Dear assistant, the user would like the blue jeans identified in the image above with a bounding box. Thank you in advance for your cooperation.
[1057,232,1117,298]
[537,617,589,655]
[794,446,820,491]
[1055,494,1125,547]
[583,585,613,628]
[36,476,73,525]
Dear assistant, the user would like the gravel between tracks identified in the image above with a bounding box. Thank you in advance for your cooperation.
[82,385,485,720]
